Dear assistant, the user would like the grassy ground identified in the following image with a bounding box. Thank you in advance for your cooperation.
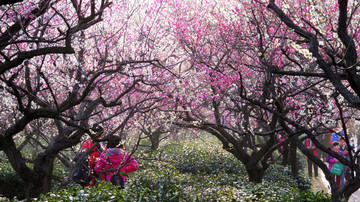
[1,135,331,201]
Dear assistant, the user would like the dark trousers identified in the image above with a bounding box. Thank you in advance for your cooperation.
[307,158,318,177]
[335,175,341,189]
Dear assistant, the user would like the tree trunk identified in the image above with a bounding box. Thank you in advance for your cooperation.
[24,153,56,198]
[246,166,266,183]
[149,131,161,151]
[2,130,74,199]
[281,144,289,166]
[289,137,298,178]
[341,177,360,201]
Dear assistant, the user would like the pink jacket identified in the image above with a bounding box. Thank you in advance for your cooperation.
[94,148,139,182]
[327,149,345,170]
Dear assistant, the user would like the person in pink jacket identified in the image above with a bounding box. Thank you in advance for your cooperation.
[327,141,345,189]
[94,137,139,186]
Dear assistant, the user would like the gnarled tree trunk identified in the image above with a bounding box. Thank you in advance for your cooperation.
[246,165,268,183]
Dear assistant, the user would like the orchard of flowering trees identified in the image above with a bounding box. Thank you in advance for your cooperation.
[0,0,172,198]
[1,0,360,201]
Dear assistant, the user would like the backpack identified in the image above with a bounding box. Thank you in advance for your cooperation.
[72,140,104,185]
[110,172,125,189]
[72,152,91,186]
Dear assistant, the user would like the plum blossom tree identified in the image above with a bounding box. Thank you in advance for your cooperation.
[0,0,111,197]
[2,0,360,201]
[150,0,283,183]
[0,0,176,198]
[185,0,360,200]
[152,1,360,200]
[263,0,360,200]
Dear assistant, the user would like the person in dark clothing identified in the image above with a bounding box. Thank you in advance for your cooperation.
[306,138,318,178]
[339,138,349,188]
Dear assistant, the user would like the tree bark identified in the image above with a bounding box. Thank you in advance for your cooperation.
[149,131,161,151]
[246,166,267,183]
[289,136,298,178]
[281,144,289,166]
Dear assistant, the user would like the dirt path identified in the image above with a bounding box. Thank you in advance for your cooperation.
[311,175,328,193]
[310,168,360,201]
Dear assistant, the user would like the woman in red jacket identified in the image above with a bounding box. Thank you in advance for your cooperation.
[94,137,139,187]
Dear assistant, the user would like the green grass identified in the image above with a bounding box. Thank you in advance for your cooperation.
[1,135,331,201]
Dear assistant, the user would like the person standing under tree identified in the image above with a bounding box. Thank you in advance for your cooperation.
[327,141,345,189]
[305,138,318,178]
[339,138,349,188]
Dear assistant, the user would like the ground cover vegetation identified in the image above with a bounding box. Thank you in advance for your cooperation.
[1,136,331,201]
[1,0,360,201]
